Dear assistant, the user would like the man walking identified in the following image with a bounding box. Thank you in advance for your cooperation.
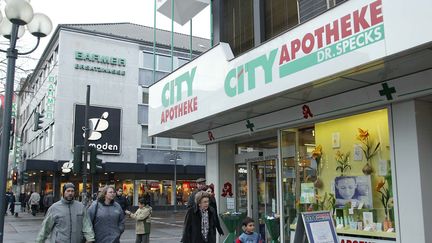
[42,191,54,215]
[36,183,95,243]
[187,178,207,208]
[29,191,40,216]
[114,188,129,212]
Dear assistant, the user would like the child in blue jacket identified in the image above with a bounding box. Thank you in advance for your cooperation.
[235,217,262,243]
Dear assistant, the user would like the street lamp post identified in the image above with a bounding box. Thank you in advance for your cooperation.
[170,152,181,213]
[0,1,52,241]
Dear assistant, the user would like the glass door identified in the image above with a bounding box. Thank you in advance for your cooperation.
[280,128,316,242]
[251,159,277,242]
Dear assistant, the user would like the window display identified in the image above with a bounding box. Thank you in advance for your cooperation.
[281,109,396,241]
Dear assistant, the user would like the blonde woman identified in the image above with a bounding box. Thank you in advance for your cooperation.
[88,186,125,243]
[126,198,152,243]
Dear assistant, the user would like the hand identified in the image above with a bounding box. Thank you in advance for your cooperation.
[125,210,131,215]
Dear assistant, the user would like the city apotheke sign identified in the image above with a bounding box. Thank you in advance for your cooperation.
[149,0,431,136]
[74,51,126,76]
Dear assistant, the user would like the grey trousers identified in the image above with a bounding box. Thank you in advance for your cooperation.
[136,234,150,243]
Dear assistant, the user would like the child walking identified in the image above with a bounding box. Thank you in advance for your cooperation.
[126,198,152,243]
[236,217,262,243]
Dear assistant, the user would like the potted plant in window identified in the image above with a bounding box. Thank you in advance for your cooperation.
[356,128,380,175]
[335,151,351,176]
[312,145,323,188]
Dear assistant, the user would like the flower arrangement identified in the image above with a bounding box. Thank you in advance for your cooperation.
[315,192,336,211]
[376,174,393,220]
[312,145,324,188]
[356,128,381,174]
[335,151,351,176]
[312,145,322,165]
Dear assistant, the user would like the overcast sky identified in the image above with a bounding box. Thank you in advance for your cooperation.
[0,0,211,89]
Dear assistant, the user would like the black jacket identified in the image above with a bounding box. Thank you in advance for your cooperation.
[114,195,129,212]
[181,206,220,243]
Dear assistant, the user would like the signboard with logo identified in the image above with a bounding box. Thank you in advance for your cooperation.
[148,0,432,136]
[294,211,338,243]
[73,104,121,154]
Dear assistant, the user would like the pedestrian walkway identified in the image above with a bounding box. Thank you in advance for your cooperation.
[3,210,185,243]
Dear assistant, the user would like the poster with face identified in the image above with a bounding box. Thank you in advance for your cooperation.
[334,176,372,208]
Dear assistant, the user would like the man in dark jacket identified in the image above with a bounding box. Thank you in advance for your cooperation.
[187,178,207,208]
[114,188,129,212]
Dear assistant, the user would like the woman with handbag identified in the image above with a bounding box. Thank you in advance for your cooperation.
[126,198,152,243]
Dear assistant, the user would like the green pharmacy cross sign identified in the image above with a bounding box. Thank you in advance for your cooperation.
[246,120,255,132]
[379,83,396,100]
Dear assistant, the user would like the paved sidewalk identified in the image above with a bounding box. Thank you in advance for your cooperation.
[3,210,185,243]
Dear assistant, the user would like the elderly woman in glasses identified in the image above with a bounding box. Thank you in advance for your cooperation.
[88,185,125,243]
[181,191,222,243]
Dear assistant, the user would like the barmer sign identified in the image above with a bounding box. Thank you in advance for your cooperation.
[149,0,404,136]
[74,51,126,76]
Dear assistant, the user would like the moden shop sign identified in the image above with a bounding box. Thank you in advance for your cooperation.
[73,105,122,154]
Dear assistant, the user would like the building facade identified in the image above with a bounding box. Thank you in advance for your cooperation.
[149,0,432,242]
[14,23,208,206]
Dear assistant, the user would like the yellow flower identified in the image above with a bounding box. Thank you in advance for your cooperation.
[335,150,343,160]
[357,128,369,141]
[312,145,322,159]
[376,179,385,192]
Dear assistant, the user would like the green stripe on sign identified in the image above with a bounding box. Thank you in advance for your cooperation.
[279,24,385,78]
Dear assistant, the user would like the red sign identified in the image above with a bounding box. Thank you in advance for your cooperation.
[150,182,160,189]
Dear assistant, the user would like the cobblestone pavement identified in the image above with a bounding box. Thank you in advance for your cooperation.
[3,209,185,243]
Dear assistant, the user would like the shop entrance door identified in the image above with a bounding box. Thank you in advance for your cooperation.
[251,159,277,242]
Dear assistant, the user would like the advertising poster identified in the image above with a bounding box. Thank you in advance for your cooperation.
[74,104,122,154]
[303,211,338,243]
[300,183,315,204]
[334,176,372,208]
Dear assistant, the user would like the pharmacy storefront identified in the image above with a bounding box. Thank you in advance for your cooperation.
[149,0,432,242]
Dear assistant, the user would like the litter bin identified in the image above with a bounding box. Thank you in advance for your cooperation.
[14,202,21,217]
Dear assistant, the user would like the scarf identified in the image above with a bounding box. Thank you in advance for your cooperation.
[200,208,209,242]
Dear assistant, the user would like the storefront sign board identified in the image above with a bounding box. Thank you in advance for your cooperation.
[291,232,395,243]
[149,0,432,136]
[73,104,122,154]
[294,211,338,243]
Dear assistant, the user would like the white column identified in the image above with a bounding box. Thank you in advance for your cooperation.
[171,180,176,205]
[391,100,432,242]
[207,141,236,242]
[133,180,139,206]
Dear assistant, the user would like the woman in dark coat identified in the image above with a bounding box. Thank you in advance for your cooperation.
[202,185,224,236]
[181,191,221,243]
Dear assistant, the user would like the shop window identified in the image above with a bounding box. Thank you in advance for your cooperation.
[141,125,154,148]
[141,52,154,70]
[142,88,149,104]
[235,164,248,213]
[155,137,171,149]
[157,55,172,72]
[221,0,254,56]
[138,104,149,124]
[44,128,50,150]
[264,0,299,40]
[298,0,328,23]
[177,138,191,150]
[49,124,54,146]
[281,109,396,241]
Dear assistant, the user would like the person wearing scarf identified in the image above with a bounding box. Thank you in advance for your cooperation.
[181,191,222,243]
